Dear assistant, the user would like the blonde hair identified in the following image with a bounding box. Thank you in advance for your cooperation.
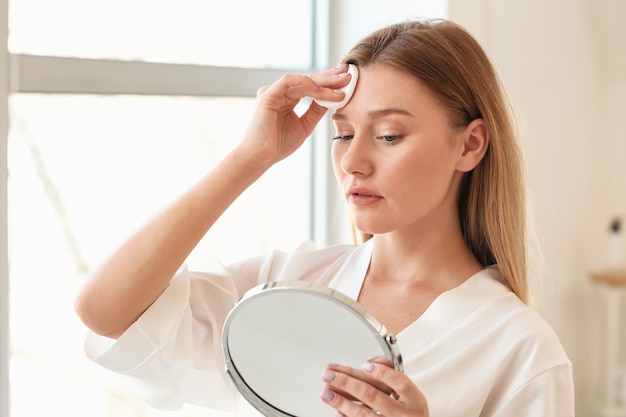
[342,19,528,303]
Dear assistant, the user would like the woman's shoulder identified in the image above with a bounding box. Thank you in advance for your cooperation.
[468,268,571,367]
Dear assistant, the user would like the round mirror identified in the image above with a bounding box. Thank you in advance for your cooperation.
[222,280,403,417]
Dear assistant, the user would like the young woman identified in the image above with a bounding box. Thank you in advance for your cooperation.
[75,19,575,417]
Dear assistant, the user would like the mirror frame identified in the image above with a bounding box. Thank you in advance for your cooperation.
[222,280,403,417]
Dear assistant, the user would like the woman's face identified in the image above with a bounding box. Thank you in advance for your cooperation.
[331,63,468,237]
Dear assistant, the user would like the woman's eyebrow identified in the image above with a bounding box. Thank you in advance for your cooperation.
[332,108,414,121]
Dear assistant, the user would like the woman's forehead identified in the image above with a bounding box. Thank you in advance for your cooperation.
[333,64,446,122]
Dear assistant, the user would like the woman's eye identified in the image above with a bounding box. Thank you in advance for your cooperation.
[378,135,401,143]
[332,135,354,141]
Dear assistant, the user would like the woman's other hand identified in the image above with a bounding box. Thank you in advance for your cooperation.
[321,357,429,417]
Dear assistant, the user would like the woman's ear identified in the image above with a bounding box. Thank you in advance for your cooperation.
[456,118,490,173]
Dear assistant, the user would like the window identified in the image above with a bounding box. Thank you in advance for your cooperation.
[6,1,315,416]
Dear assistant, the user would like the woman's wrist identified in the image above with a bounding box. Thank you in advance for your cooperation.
[228,142,277,175]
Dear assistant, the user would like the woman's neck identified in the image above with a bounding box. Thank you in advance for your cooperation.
[367,227,482,290]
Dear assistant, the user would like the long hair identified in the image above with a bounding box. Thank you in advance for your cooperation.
[341,19,528,304]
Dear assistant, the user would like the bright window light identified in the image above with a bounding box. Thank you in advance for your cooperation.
[9,0,313,69]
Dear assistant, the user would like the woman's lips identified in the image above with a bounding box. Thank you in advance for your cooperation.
[346,186,383,206]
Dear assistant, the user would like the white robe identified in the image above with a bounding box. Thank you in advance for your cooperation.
[84,240,575,416]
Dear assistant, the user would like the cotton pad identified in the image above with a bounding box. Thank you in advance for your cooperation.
[314,64,359,109]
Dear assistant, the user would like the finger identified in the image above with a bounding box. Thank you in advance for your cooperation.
[366,355,395,368]
[255,86,271,104]
[309,64,352,89]
[259,73,345,110]
[299,101,329,135]
[256,68,350,114]
[367,355,404,398]
[256,85,270,98]
[260,73,311,106]
[322,365,394,410]
[325,363,391,394]
[362,361,412,402]
[362,362,429,416]
[321,387,381,417]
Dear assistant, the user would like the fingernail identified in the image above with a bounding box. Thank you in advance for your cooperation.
[335,63,348,69]
[337,412,346,417]
[322,370,336,382]
[322,390,335,401]
[363,362,375,373]
[337,72,350,78]
[332,89,345,95]
[366,355,380,361]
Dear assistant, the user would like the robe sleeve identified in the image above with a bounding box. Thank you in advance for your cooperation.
[83,255,278,411]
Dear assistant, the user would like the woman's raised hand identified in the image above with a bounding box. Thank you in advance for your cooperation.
[237,64,353,169]
[321,357,429,417]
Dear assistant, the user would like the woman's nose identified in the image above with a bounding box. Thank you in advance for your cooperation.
[340,136,373,176]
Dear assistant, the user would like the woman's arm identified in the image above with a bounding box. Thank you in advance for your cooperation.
[74,66,352,339]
